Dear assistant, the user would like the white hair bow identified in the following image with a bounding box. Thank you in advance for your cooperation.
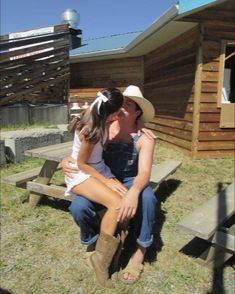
[89,91,108,114]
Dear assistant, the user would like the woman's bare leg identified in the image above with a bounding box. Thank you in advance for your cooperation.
[72,177,121,236]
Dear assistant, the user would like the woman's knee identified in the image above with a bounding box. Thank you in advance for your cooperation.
[107,194,122,211]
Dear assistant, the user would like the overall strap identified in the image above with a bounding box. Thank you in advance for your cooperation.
[133,132,143,142]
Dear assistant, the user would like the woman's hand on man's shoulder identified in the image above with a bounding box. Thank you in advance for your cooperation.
[141,128,157,140]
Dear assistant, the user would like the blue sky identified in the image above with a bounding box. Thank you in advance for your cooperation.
[1,0,177,39]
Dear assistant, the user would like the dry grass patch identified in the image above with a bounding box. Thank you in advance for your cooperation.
[0,143,234,294]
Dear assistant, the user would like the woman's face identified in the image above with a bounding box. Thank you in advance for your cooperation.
[106,109,122,123]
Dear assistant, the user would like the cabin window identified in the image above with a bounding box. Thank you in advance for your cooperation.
[219,40,235,128]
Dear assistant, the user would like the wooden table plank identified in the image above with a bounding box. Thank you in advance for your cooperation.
[25,141,72,161]
[150,161,182,185]
[31,148,71,162]
[24,141,71,156]
[177,182,235,240]
[27,181,73,201]
[2,167,42,188]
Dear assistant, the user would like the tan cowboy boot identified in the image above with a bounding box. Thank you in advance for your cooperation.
[89,232,120,289]
[84,242,96,268]
[110,229,128,279]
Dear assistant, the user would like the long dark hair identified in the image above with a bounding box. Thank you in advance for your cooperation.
[76,88,123,143]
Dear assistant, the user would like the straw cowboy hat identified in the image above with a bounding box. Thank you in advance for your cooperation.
[123,85,155,123]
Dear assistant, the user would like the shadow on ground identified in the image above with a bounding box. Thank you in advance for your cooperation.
[22,182,71,212]
[30,196,71,212]
[119,179,182,270]
[156,179,182,203]
[0,288,13,294]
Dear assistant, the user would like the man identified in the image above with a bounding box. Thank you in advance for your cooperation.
[63,85,157,283]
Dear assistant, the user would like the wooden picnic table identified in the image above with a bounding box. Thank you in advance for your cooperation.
[21,142,181,208]
[177,182,235,268]
[24,141,73,207]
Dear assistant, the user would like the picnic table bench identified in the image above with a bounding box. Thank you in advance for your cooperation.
[177,182,235,268]
[2,141,182,208]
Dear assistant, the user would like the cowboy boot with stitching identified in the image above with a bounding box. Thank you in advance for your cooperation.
[89,232,120,289]
[110,229,128,278]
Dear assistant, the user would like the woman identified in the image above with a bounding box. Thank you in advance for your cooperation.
[65,88,127,288]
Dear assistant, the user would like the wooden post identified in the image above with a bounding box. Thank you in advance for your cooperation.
[28,160,59,208]
[141,56,145,88]
[191,25,203,156]
[217,40,226,108]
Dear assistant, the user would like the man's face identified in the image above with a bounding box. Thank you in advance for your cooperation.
[118,97,138,119]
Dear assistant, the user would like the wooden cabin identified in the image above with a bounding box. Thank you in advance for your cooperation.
[69,0,235,158]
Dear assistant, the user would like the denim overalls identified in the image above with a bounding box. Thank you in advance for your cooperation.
[69,133,157,248]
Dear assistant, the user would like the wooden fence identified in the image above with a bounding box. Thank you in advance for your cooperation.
[0,24,70,106]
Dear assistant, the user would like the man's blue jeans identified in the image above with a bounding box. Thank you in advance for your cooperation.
[69,177,157,248]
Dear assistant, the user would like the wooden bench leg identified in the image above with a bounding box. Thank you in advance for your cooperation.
[198,244,233,268]
[198,224,235,268]
[28,160,59,208]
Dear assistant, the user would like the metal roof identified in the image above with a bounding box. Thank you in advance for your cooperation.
[71,31,141,55]
[70,0,226,62]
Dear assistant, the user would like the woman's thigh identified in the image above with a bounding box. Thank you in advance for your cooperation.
[72,177,121,209]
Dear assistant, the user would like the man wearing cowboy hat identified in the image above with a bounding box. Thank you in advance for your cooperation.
[63,85,157,284]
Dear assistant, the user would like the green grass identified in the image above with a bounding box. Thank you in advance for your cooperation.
[0,143,234,294]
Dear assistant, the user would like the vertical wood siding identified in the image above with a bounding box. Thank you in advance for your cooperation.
[182,0,235,157]
[144,27,199,151]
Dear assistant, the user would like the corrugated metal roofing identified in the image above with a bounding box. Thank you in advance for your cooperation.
[70,31,141,56]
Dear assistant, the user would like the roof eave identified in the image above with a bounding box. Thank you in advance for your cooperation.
[125,5,179,52]
[70,48,127,63]
[176,0,228,18]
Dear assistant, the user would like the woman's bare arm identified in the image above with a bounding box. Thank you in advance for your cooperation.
[61,155,78,177]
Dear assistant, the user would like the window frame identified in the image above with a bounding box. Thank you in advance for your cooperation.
[217,39,235,128]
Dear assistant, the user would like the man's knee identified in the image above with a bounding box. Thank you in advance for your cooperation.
[141,186,157,207]
[69,196,93,221]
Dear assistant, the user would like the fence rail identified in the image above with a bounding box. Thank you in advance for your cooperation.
[0,24,70,106]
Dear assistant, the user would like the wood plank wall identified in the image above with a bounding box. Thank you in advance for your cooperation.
[70,57,143,99]
[181,0,235,157]
[144,27,199,152]
[0,24,70,106]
